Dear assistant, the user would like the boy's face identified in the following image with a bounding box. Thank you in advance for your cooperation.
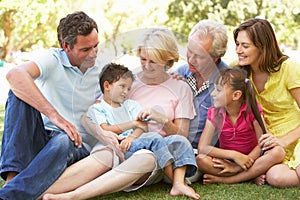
[109,77,133,105]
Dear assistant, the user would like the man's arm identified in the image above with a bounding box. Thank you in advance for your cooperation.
[6,61,82,147]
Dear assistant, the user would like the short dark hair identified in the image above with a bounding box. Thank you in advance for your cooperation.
[99,63,134,93]
[57,11,98,49]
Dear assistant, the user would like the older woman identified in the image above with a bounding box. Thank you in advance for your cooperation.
[43,27,200,199]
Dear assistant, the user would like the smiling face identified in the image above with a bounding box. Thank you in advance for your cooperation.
[63,28,99,70]
[139,47,166,80]
[235,30,260,69]
[106,77,133,107]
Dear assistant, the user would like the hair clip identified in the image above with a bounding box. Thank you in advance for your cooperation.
[245,78,249,83]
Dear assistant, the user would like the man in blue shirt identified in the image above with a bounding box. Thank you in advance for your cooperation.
[176,20,229,155]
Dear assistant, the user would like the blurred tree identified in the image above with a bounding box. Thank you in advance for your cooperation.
[166,0,300,48]
[0,0,77,61]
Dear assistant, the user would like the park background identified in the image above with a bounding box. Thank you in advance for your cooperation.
[0,0,300,199]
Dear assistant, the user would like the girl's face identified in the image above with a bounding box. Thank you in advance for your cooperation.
[235,30,260,69]
[211,83,234,108]
[140,48,166,79]
[108,77,133,107]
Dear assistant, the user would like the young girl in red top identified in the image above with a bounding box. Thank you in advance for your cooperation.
[196,68,285,185]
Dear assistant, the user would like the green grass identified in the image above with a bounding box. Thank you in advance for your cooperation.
[0,104,299,199]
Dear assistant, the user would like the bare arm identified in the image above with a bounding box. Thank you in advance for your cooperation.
[6,61,82,147]
[198,120,253,170]
[120,127,144,151]
[100,120,147,135]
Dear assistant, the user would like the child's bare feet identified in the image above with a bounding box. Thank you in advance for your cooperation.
[170,182,200,199]
[253,174,266,186]
[203,174,224,184]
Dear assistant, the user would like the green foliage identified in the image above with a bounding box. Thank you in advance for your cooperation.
[0,0,77,61]
[166,0,300,49]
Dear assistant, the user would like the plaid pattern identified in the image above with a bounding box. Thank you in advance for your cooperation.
[187,76,210,97]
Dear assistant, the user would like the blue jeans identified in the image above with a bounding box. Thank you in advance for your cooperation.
[0,90,89,200]
[125,132,197,177]
[125,132,174,169]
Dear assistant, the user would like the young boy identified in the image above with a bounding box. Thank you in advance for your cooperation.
[87,63,174,169]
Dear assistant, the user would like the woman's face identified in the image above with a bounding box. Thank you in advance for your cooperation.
[139,48,165,79]
[235,30,260,69]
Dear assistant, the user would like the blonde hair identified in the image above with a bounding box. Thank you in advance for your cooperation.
[136,27,179,69]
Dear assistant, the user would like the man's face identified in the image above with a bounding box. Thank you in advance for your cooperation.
[64,28,99,70]
[187,31,217,78]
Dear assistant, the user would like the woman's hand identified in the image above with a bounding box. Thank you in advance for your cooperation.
[259,133,284,150]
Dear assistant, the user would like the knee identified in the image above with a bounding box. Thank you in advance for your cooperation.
[268,146,286,162]
[266,168,284,187]
[196,154,210,170]
[133,151,156,173]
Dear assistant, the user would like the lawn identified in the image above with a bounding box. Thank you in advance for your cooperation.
[0,104,299,199]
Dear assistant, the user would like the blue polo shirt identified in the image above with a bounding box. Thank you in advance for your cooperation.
[176,59,228,149]
[31,48,102,149]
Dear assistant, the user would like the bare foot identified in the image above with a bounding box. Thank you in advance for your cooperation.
[43,193,76,200]
[253,174,266,186]
[170,182,200,199]
[203,174,224,184]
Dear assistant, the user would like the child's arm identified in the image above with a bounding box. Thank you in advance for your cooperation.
[120,127,144,151]
[100,120,147,135]
[198,120,254,170]
[247,118,265,159]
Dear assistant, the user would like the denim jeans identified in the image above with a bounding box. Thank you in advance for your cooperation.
[0,90,89,200]
[125,132,197,177]
[125,132,174,169]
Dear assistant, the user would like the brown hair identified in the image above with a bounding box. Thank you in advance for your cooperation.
[99,63,134,93]
[233,18,288,74]
[57,11,98,49]
[214,68,266,133]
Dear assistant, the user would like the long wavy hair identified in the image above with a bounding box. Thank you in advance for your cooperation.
[233,18,288,75]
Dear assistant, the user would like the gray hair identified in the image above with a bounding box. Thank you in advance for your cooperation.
[189,20,228,59]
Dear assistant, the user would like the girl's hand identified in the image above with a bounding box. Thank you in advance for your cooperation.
[212,158,242,174]
[259,133,283,150]
[233,152,254,170]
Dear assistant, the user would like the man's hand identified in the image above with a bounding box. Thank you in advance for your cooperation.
[49,111,82,147]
